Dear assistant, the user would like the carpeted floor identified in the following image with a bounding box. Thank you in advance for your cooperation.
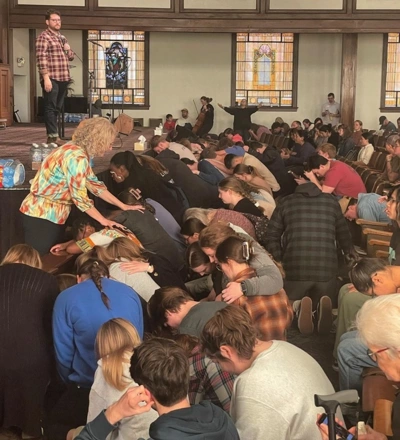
[0,123,153,182]
[0,122,339,390]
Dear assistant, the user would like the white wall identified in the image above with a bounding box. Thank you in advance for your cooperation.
[356,34,400,130]
[13,28,30,122]
[14,30,397,130]
[125,32,343,133]
[124,32,233,133]
[251,33,342,129]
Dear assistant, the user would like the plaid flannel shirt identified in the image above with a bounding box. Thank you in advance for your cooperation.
[265,183,353,282]
[36,29,74,82]
[188,346,235,412]
[236,289,293,342]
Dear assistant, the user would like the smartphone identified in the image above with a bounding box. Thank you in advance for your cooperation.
[288,170,301,179]
[317,413,355,440]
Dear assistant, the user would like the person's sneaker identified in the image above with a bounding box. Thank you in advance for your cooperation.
[332,360,339,372]
[317,296,333,335]
[297,296,314,335]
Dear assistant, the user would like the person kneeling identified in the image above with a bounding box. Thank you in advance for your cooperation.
[75,338,239,439]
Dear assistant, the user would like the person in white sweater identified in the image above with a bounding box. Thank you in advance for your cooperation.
[96,238,160,302]
[354,132,375,166]
[201,306,336,440]
[86,318,157,439]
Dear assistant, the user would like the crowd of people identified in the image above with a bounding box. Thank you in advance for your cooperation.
[2,109,400,440]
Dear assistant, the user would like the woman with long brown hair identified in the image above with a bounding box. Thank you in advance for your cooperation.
[215,236,292,341]
[198,222,283,302]
[218,177,265,218]
[233,164,276,217]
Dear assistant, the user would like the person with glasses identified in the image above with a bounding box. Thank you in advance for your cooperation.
[333,185,400,371]
[321,296,400,440]
[36,9,74,145]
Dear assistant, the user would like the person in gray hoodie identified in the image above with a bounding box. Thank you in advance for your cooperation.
[74,338,239,440]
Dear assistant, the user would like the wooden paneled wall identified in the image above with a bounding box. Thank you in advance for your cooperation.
[8,0,400,32]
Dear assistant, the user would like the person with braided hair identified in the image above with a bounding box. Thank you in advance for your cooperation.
[218,177,265,218]
[50,258,143,439]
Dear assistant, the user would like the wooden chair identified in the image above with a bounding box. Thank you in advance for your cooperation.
[374,399,394,437]
[377,136,386,148]
[362,367,396,413]
[260,132,268,143]
[41,252,77,275]
[149,118,162,128]
[361,227,392,255]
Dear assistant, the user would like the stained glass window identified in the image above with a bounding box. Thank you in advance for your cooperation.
[88,30,148,107]
[382,33,400,109]
[234,33,298,108]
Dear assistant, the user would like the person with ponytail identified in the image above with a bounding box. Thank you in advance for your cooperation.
[50,258,143,438]
[233,164,276,217]
[82,319,157,440]
[218,177,265,218]
[215,236,293,341]
[109,150,185,224]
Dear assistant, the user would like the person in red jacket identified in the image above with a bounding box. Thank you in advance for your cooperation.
[163,114,176,132]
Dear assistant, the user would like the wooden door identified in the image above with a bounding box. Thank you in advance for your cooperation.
[0,64,13,126]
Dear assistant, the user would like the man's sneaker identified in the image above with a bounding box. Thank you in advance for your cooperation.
[297,296,314,335]
[317,296,333,335]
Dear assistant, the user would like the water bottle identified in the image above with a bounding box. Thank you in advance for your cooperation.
[30,143,42,170]
[30,143,41,162]
[41,143,51,161]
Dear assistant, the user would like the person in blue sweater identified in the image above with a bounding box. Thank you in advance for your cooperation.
[49,258,143,440]
[181,157,225,185]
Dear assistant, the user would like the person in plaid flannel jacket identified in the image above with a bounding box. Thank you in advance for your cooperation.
[36,9,74,144]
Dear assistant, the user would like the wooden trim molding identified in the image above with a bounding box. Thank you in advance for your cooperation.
[180,0,261,14]
[94,0,174,13]
[379,33,400,112]
[340,33,358,127]
[29,29,36,123]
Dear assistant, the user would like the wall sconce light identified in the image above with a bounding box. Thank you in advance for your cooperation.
[16,57,25,67]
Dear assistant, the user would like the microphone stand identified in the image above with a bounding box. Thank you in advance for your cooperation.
[88,40,105,118]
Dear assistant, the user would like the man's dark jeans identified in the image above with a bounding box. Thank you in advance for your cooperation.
[42,79,68,137]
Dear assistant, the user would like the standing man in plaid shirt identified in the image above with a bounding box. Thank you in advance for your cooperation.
[36,9,74,145]
[265,181,354,335]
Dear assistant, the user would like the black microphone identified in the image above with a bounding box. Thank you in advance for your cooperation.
[60,35,69,54]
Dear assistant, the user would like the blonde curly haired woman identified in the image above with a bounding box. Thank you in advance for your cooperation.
[20,118,143,255]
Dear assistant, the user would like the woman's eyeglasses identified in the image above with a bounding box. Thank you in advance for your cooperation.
[367,347,389,362]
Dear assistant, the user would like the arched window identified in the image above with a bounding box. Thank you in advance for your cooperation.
[233,33,298,109]
[87,30,149,108]
[382,33,400,110]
